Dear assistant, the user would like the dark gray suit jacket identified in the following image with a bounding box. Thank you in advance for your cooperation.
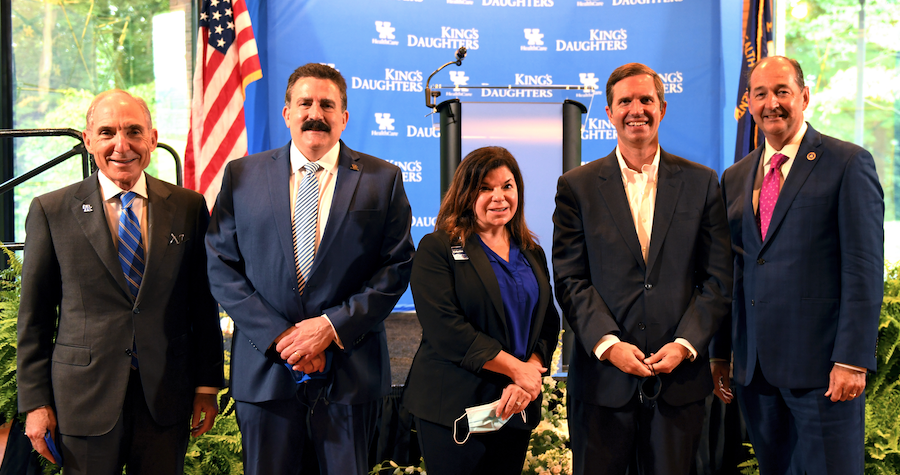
[17,173,224,436]
[553,148,732,408]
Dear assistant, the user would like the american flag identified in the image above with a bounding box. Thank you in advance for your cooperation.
[185,0,262,207]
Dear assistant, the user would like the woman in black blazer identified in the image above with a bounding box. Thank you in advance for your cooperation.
[403,146,560,475]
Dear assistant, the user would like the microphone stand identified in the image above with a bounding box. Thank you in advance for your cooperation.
[425,48,466,110]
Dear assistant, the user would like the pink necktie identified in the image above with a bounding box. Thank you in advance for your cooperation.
[759,153,788,240]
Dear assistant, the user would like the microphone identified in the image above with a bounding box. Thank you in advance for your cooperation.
[455,46,467,66]
[425,47,470,109]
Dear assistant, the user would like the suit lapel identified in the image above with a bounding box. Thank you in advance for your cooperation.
[596,152,645,270]
[742,146,764,253]
[466,238,509,342]
[138,176,174,303]
[310,141,360,275]
[522,248,549,352]
[646,150,683,273]
[761,125,823,252]
[72,174,131,298]
[266,144,297,281]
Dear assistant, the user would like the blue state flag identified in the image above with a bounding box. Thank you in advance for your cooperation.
[734,0,773,164]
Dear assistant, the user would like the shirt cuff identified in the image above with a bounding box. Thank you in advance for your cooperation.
[834,362,866,373]
[322,314,344,350]
[674,338,697,362]
[195,386,220,395]
[593,334,621,361]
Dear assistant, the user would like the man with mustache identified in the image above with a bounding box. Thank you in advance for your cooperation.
[553,63,732,475]
[710,56,884,475]
[206,63,415,475]
[17,89,224,474]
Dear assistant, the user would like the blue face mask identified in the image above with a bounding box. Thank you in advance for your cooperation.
[452,399,526,445]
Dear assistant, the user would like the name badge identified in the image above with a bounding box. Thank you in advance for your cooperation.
[451,246,469,261]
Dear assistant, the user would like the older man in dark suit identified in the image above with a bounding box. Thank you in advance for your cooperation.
[206,63,414,475]
[553,63,732,475]
[17,90,224,474]
[710,56,884,475]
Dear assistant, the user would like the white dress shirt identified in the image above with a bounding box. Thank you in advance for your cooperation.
[593,147,697,362]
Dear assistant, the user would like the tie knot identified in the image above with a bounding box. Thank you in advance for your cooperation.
[121,191,137,209]
[303,162,322,175]
[771,153,788,170]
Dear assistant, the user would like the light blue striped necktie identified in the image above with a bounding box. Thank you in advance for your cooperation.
[118,191,144,370]
[293,162,322,294]
[118,191,145,299]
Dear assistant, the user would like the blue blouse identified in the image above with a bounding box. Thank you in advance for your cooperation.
[476,235,539,360]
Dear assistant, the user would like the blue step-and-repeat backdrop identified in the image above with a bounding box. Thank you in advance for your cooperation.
[242,0,726,310]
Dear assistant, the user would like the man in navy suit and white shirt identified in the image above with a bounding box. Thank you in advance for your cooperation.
[710,56,884,475]
[206,63,414,475]
[553,63,732,475]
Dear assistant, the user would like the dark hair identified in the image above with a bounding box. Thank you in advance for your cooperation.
[605,63,665,108]
[284,63,348,111]
[747,56,805,90]
[436,146,537,250]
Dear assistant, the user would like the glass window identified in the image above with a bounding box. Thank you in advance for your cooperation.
[10,0,192,241]
[781,0,900,262]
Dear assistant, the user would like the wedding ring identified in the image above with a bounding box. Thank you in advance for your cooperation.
[850,393,857,397]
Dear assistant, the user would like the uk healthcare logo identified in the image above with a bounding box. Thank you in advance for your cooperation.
[373,21,399,45]
[445,70,472,97]
[521,28,547,51]
[372,113,399,136]
[577,72,600,97]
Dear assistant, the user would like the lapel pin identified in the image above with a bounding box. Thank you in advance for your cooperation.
[806,152,816,161]
[169,233,185,245]
[349,164,359,171]
[82,204,93,213]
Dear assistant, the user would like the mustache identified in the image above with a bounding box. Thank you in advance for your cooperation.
[301,119,331,132]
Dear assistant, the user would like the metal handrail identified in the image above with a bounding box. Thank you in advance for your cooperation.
[0,127,185,251]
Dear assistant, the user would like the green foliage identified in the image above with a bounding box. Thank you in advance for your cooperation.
[0,247,23,426]
[184,391,243,475]
[370,458,427,475]
[865,262,900,474]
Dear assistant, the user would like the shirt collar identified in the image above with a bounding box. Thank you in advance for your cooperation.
[290,140,341,174]
[616,146,660,183]
[763,121,808,166]
[98,171,147,201]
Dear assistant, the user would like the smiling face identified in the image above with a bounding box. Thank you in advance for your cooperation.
[83,93,157,191]
[606,74,667,150]
[473,166,518,235]
[282,77,349,161]
[748,57,810,150]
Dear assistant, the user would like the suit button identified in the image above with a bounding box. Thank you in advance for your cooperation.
[638,322,646,330]
[125,349,133,356]
[757,259,765,265]
[751,299,755,306]
[133,307,140,314]
[644,284,652,290]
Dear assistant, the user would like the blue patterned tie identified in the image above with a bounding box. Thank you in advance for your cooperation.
[118,191,144,369]
[293,162,322,294]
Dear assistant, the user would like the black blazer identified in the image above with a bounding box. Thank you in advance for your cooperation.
[403,230,560,428]
[553,148,732,408]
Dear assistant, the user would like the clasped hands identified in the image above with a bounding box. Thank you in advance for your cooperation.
[274,316,333,374]
[497,354,547,420]
[605,341,689,378]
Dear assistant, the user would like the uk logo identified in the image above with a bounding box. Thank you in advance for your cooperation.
[449,71,469,88]
[375,21,396,40]
[374,113,396,131]
[579,73,599,89]
[524,28,544,46]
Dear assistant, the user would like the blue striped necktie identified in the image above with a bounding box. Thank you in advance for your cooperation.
[118,191,144,370]
[293,162,322,294]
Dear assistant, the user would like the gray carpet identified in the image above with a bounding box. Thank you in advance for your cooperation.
[384,312,422,386]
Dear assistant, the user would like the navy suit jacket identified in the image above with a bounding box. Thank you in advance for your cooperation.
[206,141,415,405]
[553,148,732,408]
[402,231,560,428]
[17,173,224,436]
[710,124,884,389]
